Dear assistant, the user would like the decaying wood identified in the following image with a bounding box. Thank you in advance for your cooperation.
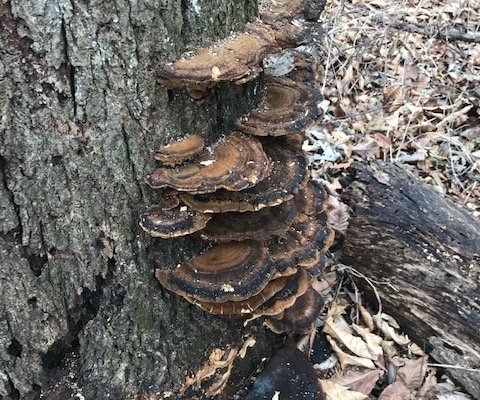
[340,162,480,398]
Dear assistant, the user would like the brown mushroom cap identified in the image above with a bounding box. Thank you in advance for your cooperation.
[268,228,317,278]
[186,275,289,316]
[146,133,270,194]
[195,201,294,242]
[155,240,274,303]
[267,286,324,334]
[236,77,319,137]
[158,23,278,90]
[154,135,205,166]
[180,140,308,213]
[254,269,310,317]
[294,211,335,253]
[196,182,321,242]
[156,193,180,211]
[299,252,326,278]
[139,205,211,239]
[296,181,329,220]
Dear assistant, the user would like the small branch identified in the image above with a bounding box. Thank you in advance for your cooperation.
[379,18,480,43]
[428,363,480,373]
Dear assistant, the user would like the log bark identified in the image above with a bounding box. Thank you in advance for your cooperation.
[0,1,281,399]
[340,162,480,398]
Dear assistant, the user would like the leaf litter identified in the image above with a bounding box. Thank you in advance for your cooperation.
[301,1,479,394]
[311,264,474,399]
[304,0,479,217]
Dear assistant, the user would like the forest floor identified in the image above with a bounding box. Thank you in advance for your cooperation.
[304,0,479,398]
[309,0,479,216]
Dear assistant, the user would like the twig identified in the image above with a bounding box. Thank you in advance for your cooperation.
[336,264,398,316]
[428,363,480,373]
[383,19,480,43]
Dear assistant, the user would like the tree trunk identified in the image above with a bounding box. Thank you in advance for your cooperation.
[0,1,280,398]
[340,162,480,398]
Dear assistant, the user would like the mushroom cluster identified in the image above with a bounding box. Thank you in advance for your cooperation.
[143,4,333,335]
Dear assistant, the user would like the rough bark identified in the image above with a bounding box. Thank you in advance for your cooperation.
[0,1,282,399]
[340,162,480,398]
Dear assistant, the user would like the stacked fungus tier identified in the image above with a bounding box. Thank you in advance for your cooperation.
[143,8,333,335]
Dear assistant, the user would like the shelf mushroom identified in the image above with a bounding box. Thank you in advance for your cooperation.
[139,206,211,238]
[157,23,278,98]
[154,134,205,166]
[146,133,270,194]
[195,182,323,242]
[253,269,310,317]
[180,141,308,213]
[155,240,275,303]
[236,77,319,137]
[186,275,290,316]
[144,2,333,338]
[267,287,325,334]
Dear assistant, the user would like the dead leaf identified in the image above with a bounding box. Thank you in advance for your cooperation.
[311,272,338,295]
[319,380,368,400]
[326,336,376,369]
[378,381,410,400]
[324,315,377,360]
[358,305,374,331]
[373,132,392,148]
[313,353,338,372]
[323,317,378,360]
[418,368,438,397]
[397,356,428,389]
[408,342,425,356]
[352,324,383,360]
[375,314,410,346]
[352,138,379,159]
[327,304,349,318]
[326,196,350,234]
[332,369,384,395]
[397,150,427,163]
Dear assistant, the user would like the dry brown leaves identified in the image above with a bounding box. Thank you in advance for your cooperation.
[306,0,479,216]
[314,268,473,399]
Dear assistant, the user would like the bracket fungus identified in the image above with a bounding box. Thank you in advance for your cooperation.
[143,0,333,340]
[139,206,211,239]
[196,183,322,242]
[154,134,205,166]
[146,133,269,194]
[236,77,319,137]
[268,229,318,278]
[155,240,274,303]
[180,141,308,213]
[187,275,290,317]
[267,286,325,334]
[254,269,310,318]
[157,23,278,97]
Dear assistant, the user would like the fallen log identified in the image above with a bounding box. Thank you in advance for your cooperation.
[339,161,480,398]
